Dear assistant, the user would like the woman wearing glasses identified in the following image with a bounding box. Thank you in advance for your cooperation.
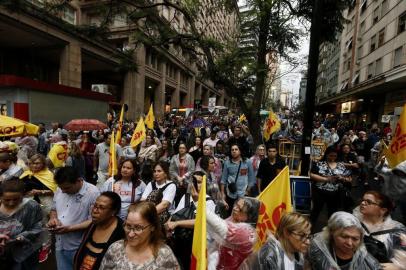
[308,211,380,270]
[353,191,406,269]
[243,212,311,269]
[99,201,179,270]
[74,192,125,270]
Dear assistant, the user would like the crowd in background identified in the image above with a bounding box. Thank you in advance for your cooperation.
[0,111,405,270]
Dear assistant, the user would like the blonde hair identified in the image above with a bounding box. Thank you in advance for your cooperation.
[275,212,311,253]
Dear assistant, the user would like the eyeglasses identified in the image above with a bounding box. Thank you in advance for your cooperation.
[291,232,312,242]
[93,204,111,211]
[124,223,151,233]
[360,199,380,206]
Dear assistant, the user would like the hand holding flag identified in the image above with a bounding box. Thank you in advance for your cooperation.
[130,117,146,148]
[145,104,155,129]
[263,110,281,141]
[115,105,125,144]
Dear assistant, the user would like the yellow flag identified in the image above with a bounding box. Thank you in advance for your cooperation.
[130,117,146,148]
[48,142,68,168]
[190,175,207,270]
[239,114,247,123]
[115,105,125,145]
[385,104,406,168]
[145,104,155,129]
[254,166,293,250]
[0,115,39,137]
[263,110,281,141]
[108,131,117,177]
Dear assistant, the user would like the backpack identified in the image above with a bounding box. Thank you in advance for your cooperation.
[146,181,176,224]
[171,193,213,242]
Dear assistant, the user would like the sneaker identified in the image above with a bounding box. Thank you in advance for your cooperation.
[38,244,51,263]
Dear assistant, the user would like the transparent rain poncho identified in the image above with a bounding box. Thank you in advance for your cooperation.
[207,197,260,270]
[308,212,381,270]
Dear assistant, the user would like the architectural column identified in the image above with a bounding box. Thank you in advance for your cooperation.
[195,83,202,101]
[218,89,225,106]
[172,69,180,108]
[155,61,166,120]
[59,42,81,88]
[123,44,145,120]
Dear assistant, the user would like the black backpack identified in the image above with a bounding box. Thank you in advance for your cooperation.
[146,181,176,224]
[361,223,401,263]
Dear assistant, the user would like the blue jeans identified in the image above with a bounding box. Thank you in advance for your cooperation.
[55,250,76,270]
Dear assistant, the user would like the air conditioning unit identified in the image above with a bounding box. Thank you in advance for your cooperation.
[91,84,115,95]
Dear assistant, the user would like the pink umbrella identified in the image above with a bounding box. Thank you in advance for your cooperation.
[64,119,108,131]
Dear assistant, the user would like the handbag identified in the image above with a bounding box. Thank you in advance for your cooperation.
[171,193,196,242]
[361,223,401,263]
[227,161,242,194]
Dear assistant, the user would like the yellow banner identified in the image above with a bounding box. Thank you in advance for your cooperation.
[0,115,39,137]
[263,110,281,141]
[115,105,125,145]
[48,142,68,168]
[190,175,207,270]
[385,104,406,168]
[130,117,146,148]
[108,131,117,177]
[145,104,155,129]
[254,166,293,250]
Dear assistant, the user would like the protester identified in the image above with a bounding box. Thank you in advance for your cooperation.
[207,197,260,270]
[78,132,96,183]
[120,137,137,160]
[203,127,220,148]
[353,191,406,268]
[308,211,380,269]
[47,167,99,270]
[99,201,179,269]
[141,161,177,224]
[93,133,123,189]
[169,143,195,205]
[310,146,351,225]
[220,144,255,217]
[157,138,173,163]
[375,159,406,224]
[74,192,125,270]
[0,143,24,182]
[250,144,266,176]
[188,136,203,163]
[20,154,56,214]
[165,171,216,269]
[227,126,250,158]
[138,134,159,164]
[101,159,146,220]
[66,142,86,179]
[196,145,223,183]
[242,212,311,269]
[0,178,44,269]
[256,144,286,193]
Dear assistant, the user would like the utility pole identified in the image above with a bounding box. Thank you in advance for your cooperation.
[300,0,323,176]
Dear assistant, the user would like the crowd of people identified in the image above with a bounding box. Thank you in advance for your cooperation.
[0,111,405,270]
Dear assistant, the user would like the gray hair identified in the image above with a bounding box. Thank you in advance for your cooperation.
[241,197,261,226]
[327,211,363,237]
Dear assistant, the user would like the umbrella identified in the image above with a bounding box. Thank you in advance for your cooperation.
[188,118,208,128]
[0,115,39,137]
[64,119,108,131]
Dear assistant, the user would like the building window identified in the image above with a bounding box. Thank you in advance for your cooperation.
[360,0,367,14]
[394,46,404,67]
[352,73,360,85]
[357,46,363,59]
[378,28,385,47]
[61,5,76,25]
[367,63,374,79]
[376,58,383,74]
[373,7,380,24]
[370,34,377,52]
[347,59,351,71]
[346,38,353,51]
[381,0,389,17]
[398,12,406,34]
[360,21,366,34]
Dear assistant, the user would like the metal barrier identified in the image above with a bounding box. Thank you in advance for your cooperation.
[290,176,312,214]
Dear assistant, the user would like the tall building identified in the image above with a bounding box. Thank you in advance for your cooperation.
[316,0,406,123]
[299,70,307,104]
[0,0,238,124]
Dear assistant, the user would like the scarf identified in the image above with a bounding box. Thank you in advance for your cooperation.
[20,169,57,192]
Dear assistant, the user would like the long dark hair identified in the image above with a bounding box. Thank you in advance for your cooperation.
[114,159,141,187]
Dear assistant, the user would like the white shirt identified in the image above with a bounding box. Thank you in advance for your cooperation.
[141,181,177,213]
[203,137,219,148]
[283,253,295,270]
[174,194,216,214]
[101,177,146,220]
